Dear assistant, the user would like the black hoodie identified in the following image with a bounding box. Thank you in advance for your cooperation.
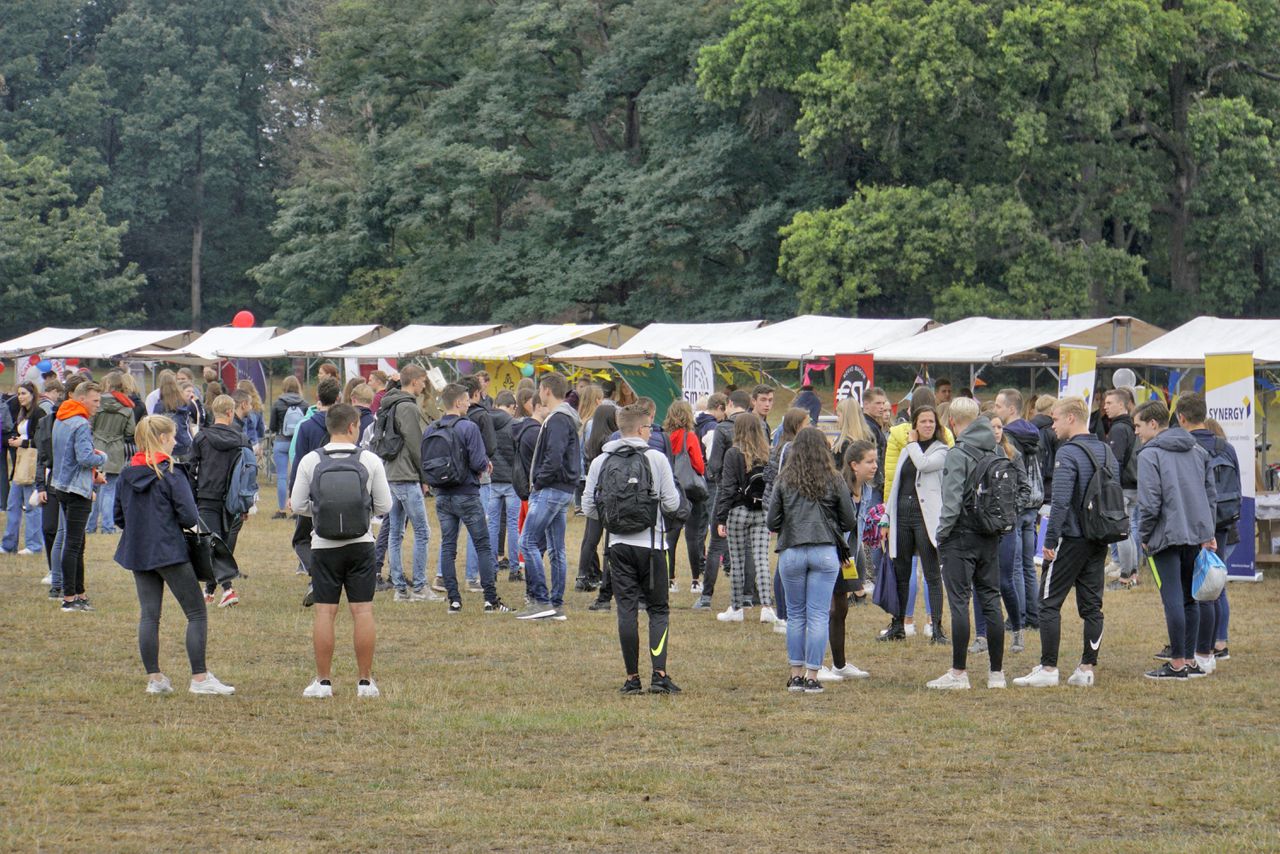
[490,409,516,484]
[1104,413,1138,489]
[190,422,251,502]
[1030,412,1058,497]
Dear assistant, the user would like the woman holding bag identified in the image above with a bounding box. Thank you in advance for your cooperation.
[663,401,706,592]
[767,427,859,693]
[3,383,44,555]
[114,416,234,696]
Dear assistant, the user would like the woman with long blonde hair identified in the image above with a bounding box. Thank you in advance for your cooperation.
[713,412,775,623]
[114,416,234,695]
[832,396,872,465]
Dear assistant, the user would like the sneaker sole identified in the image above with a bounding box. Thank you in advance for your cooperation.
[517,610,556,620]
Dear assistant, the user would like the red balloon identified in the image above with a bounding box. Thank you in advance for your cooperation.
[0,363,6,374]
[66,358,80,367]
[232,310,255,328]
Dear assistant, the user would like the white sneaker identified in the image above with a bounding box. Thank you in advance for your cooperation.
[669,581,679,593]
[759,606,777,624]
[926,670,971,690]
[146,675,173,694]
[773,620,788,634]
[189,673,235,695]
[987,671,1007,689]
[302,678,333,698]
[41,573,52,585]
[356,680,380,698]
[924,621,933,638]
[834,663,870,680]
[1012,665,1060,688]
[816,666,844,683]
[18,548,34,556]
[690,580,703,593]
[904,621,917,637]
[1066,667,1094,687]
[716,606,744,622]
[1194,654,1217,675]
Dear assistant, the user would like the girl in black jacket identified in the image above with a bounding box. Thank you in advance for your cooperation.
[766,427,858,693]
[114,416,234,696]
[581,404,619,603]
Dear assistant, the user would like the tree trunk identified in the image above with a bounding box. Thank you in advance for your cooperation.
[191,126,204,331]
[1167,57,1197,295]
[1079,158,1105,313]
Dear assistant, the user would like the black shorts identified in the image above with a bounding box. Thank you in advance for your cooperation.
[310,542,376,605]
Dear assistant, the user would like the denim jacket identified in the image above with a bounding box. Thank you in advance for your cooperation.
[51,414,107,498]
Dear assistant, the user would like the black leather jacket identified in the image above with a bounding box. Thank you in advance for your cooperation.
[766,479,858,553]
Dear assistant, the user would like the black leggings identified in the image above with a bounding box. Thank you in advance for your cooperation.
[893,500,942,623]
[578,515,604,584]
[60,492,92,596]
[666,497,708,581]
[829,591,850,668]
[41,487,61,572]
[134,562,208,675]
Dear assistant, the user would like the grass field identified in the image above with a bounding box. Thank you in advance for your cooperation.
[1,507,1278,852]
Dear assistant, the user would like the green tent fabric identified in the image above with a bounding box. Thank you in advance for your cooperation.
[611,359,681,422]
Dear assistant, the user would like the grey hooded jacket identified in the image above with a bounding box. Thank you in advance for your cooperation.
[936,416,997,542]
[1135,428,1216,554]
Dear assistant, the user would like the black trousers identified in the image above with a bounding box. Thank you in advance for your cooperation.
[939,530,1003,673]
[293,515,315,575]
[608,542,671,676]
[59,491,92,596]
[41,485,61,573]
[198,499,244,591]
[1038,536,1106,668]
[703,489,727,597]
[892,498,941,623]
[577,515,604,585]
[667,497,707,581]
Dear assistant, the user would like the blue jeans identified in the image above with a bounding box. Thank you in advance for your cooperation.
[1115,489,1140,576]
[3,483,43,552]
[1016,509,1039,626]
[778,545,840,670]
[436,492,498,604]
[388,481,431,592]
[487,482,520,563]
[463,482,493,583]
[85,473,119,534]
[998,529,1023,631]
[520,487,572,606]
[905,556,932,618]
[50,499,68,588]
[273,440,291,511]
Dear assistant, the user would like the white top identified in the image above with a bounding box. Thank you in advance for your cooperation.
[290,443,392,550]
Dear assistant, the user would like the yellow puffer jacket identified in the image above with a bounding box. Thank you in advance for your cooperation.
[882,420,954,501]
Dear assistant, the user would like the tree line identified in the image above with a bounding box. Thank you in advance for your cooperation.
[4,0,1279,338]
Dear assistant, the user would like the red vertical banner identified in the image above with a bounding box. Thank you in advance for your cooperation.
[834,354,874,408]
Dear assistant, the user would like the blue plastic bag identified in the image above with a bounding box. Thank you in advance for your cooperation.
[1192,547,1228,602]
[872,550,899,615]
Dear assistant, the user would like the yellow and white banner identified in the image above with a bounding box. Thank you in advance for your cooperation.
[1206,351,1258,579]
[1058,345,1097,404]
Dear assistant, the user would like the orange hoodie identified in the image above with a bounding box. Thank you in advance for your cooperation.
[56,400,90,421]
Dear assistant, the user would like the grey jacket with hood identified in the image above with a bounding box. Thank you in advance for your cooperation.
[1135,427,1216,554]
[936,416,998,542]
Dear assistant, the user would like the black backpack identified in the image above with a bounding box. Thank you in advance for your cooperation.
[510,419,538,500]
[1073,439,1129,544]
[309,448,372,539]
[369,398,409,461]
[1208,438,1242,528]
[959,445,1017,535]
[594,445,659,535]
[738,462,767,512]
[420,419,471,489]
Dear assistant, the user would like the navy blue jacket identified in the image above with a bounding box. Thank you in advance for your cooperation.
[1045,434,1119,544]
[793,390,822,425]
[490,409,516,484]
[152,400,198,458]
[113,459,200,572]
[694,412,718,444]
[357,405,375,442]
[290,409,330,489]
[422,414,489,496]
[531,402,582,494]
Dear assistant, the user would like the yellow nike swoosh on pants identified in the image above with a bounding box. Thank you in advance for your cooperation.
[650,628,668,658]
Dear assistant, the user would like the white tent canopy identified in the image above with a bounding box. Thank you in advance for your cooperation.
[871,316,1162,364]
[215,325,388,359]
[45,329,195,360]
[322,324,502,359]
[556,321,763,365]
[1101,316,1280,365]
[710,315,932,360]
[135,326,283,364]
[434,324,618,362]
[0,327,102,359]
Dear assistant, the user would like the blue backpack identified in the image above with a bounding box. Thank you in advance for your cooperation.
[225,446,259,516]
[281,403,306,438]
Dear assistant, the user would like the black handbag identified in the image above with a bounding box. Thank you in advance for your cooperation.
[185,524,215,583]
[673,438,708,501]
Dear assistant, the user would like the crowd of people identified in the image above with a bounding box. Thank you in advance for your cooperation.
[3,360,1244,696]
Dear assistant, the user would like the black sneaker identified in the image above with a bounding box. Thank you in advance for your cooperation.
[573,579,593,592]
[507,570,524,583]
[742,598,754,608]
[876,620,906,642]
[802,678,823,694]
[587,599,611,612]
[302,585,315,608]
[619,676,643,695]
[48,586,62,599]
[1144,662,1188,680]
[1214,646,1230,660]
[483,599,513,613]
[649,672,682,694]
[497,557,510,572]
[1185,662,1209,678]
[786,675,805,693]
[272,511,287,520]
[60,600,78,612]
[448,600,462,614]
[1154,645,1172,661]
[375,576,393,593]
[75,599,95,612]
[930,624,949,645]
[691,595,711,610]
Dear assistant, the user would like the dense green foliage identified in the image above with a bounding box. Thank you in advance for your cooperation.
[5,0,1280,335]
